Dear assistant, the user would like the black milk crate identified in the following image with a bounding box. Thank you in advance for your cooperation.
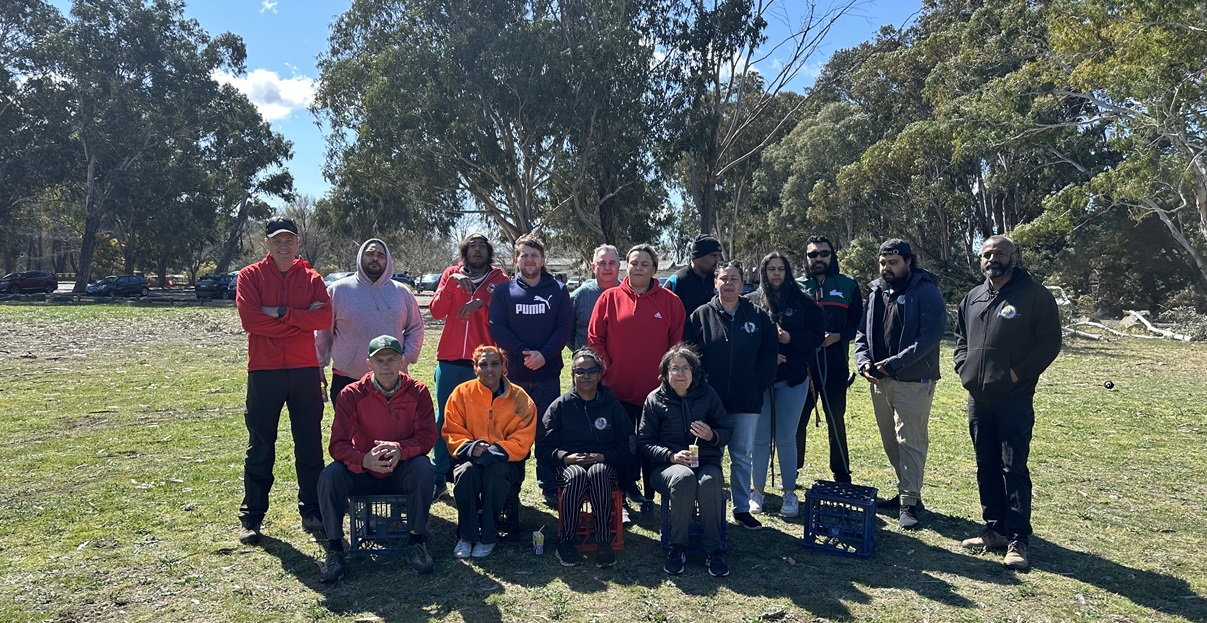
[802,480,878,559]
[349,495,410,555]
[659,490,729,555]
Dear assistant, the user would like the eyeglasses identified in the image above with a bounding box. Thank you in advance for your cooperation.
[571,366,601,376]
[806,250,832,259]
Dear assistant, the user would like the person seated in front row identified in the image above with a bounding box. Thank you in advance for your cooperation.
[317,335,438,583]
[537,347,632,569]
[442,345,537,559]
[637,343,733,578]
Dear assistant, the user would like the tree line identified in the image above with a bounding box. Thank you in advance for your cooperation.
[4,0,1204,313]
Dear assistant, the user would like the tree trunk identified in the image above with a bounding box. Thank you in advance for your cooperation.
[1148,200,1207,287]
[216,194,251,273]
[73,156,103,293]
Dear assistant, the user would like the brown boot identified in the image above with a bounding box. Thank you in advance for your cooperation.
[961,528,1009,550]
[1003,540,1029,570]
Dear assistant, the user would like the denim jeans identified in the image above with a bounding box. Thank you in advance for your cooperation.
[753,380,810,492]
[434,361,476,483]
[726,412,759,513]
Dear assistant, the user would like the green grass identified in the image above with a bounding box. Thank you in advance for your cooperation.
[0,303,1205,622]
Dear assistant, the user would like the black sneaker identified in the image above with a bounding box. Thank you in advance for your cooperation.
[733,511,763,530]
[664,545,686,575]
[595,542,616,568]
[319,550,345,583]
[556,541,582,567]
[405,541,435,574]
[706,550,730,577]
[237,524,261,545]
[876,495,901,511]
[301,515,325,539]
[899,503,921,530]
[433,481,448,501]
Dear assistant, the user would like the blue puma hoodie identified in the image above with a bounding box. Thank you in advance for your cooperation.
[487,271,573,382]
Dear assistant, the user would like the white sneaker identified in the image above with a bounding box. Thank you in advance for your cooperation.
[453,539,473,559]
[471,541,495,558]
[750,489,765,514]
[781,490,800,517]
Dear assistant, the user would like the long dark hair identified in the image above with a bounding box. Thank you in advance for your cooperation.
[755,251,808,322]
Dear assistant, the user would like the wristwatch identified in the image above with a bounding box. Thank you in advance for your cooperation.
[277,306,287,318]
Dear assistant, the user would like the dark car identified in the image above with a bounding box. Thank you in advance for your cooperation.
[391,272,416,287]
[0,270,58,294]
[86,275,150,297]
[416,272,441,293]
[195,272,238,300]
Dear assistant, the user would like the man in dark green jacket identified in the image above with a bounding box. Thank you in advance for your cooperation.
[954,236,1061,571]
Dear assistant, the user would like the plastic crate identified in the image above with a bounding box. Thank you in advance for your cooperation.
[659,490,728,554]
[802,480,878,559]
[558,487,624,553]
[348,495,410,555]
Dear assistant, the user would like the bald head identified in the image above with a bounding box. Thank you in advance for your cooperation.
[980,235,1018,281]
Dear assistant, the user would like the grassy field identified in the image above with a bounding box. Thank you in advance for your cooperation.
[0,302,1204,623]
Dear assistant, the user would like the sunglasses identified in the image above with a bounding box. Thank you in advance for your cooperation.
[571,366,601,376]
[806,250,832,259]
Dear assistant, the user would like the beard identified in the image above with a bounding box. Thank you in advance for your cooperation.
[982,258,1013,279]
[364,263,385,279]
[810,261,828,276]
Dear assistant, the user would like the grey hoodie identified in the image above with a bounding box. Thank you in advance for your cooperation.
[315,239,424,379]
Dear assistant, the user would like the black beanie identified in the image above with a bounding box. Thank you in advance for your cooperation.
[691,235,723,259]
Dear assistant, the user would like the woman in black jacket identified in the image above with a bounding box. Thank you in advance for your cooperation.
[684,261,779,531]
[637,343,732,577]
[745,252,825,518]
[537,348,631,569]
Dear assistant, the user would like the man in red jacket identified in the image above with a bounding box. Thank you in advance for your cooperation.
[316,335,438,582]
[235,216,333,545]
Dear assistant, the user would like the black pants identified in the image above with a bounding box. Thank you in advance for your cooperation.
[317,456,435,542]
[239,367,326,527]
[329,371,357,406]
[556,463,617,544]
[621,401,652,499]
[799,363,852,481]
[968,393,1034,542]
[518,376,562,496]
[453,461,520,544]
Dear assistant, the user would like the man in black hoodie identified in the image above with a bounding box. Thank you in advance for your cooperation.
[954,236,1061,571]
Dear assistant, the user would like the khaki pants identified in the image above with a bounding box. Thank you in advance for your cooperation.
[869,378,935,506]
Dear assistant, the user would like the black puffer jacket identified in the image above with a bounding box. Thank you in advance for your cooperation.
[684,296,779,413]
[537,385,631,471]
[637,382,732,469]
[746,288,826,386]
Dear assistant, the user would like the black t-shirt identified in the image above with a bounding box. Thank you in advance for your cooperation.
[871,286,907,375]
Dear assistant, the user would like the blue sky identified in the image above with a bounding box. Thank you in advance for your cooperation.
[52,0,922,204]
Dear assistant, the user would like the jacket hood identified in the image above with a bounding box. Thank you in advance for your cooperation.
[514,270,558,290]
[618,275,665,298]
[704,293,756,316]
[355,238,395,286]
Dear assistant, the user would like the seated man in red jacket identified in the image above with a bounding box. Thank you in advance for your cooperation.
[317,335,437,582]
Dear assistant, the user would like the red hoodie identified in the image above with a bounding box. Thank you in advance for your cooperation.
[588,276,685,405]
[236,254,333,371]
[330,372,438,476]
[429,264,509,361]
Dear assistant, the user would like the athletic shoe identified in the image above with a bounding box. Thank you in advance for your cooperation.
[663,545,686,575]
[405,541,434,574]
[543,490,559,509]
[1003,540,1029,570]
[961,528,1009,550]
[453,539,473,559]
[876,495,901,511]
[899,503,921,530]
[706,550,730,577]
[595,542,616,568]
[749,490,765,514]
[471,541,495,558]
[433,481,448,501]
[780,490,800,518]
[319,550,345,583]
[237,524,261,546]
[301,515,325,539]
[733,511,763,530]
[556,541,582,567]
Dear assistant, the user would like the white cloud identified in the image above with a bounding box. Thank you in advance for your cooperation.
[212,68,315,121]
[260,1,278,14]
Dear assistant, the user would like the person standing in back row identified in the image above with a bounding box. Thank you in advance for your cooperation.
[854,239,946,531]
[235,215,332,545]
[568,244,621,352]
[797,236,862,483]
[489,234,573,506]
[955,236,1061,571]
[665,234,723,316]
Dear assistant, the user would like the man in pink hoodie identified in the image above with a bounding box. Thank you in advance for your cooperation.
[429,234,510,498]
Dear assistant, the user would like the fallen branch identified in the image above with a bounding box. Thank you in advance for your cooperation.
[1073,321,1128,337]
[1062,327,1102,340]
[1124,310,1192,342]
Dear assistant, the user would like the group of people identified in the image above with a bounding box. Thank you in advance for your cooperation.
[232,216,1062,583]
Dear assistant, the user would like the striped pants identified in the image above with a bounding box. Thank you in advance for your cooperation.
[556,463,617,544]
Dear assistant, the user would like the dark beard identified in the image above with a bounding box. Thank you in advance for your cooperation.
[982,260,1013,279]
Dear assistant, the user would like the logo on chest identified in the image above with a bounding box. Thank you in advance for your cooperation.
[516,295,552,315]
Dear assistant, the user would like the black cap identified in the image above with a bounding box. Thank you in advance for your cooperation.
[265,216,299,238]
[691,235,723,259]
[879,238,913,258]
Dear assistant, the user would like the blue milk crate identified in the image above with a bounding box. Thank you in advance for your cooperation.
[348,495,410,555]
[659,490,728,555]
[802,480,878,559]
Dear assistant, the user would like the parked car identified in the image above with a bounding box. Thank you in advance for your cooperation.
[566,276,582,291]
[324,271,353,286]
[391,272,416,287]
[195,272,238,300]
[416,272,442,293]
[0,270,58,294]
[146,276,176,288]
[86,275,149,297]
